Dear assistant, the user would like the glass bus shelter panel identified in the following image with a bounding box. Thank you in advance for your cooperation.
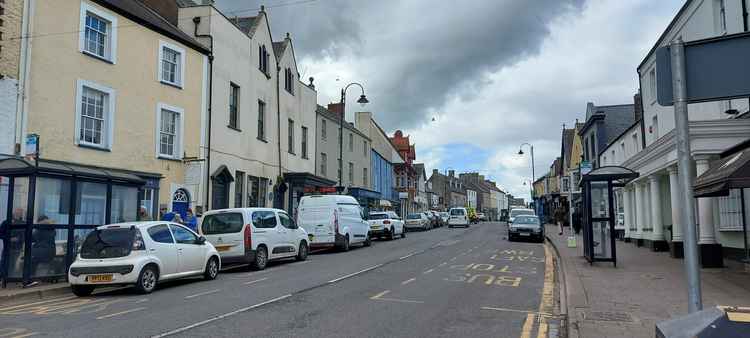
[590,181,610,218]
[592,221,611,259]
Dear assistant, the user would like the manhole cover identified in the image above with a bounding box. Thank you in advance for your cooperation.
[583,311,633,322]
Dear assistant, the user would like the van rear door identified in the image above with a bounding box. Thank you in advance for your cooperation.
[200,211,246,258]
[298,197,335,245]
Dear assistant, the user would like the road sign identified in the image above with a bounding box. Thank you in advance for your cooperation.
[25,134,39,158]
[580,161,592,175]
[657,32,750,106]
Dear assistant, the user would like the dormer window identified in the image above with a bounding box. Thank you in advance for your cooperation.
[284,68,294,94]
[259,44,269,75]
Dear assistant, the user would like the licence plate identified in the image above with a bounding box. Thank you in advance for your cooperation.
[87,274,113,283]
[519,233,530,236]
[216,246,231,252]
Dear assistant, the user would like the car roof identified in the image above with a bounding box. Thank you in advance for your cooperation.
[97,221,175,229]
[202,207,285,215]
[511,208,534,212]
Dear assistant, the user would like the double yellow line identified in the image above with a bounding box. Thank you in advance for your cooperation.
[520,244,555,338]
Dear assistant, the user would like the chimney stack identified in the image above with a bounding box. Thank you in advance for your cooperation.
[327,103,344,122]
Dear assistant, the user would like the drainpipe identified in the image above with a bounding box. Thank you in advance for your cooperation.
[15,0,34,155]
[193,16,214,211]
[743,0,748,31]
[276,64,282,178]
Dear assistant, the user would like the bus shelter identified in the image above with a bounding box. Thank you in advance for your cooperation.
[580,166,638,266]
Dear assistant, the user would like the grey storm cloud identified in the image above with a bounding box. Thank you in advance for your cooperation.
[214,0,584,131]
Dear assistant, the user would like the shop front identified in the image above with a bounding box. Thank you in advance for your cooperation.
[347,187,381,214]
[281,172,337,220]
[0,158,159,286]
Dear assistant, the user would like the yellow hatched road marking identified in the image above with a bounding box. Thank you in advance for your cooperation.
[95,307,146,320]
[0,296,76,311]
[537,317,548,338]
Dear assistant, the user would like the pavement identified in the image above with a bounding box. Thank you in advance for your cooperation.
[546,224,750,338]
[0,222,559,338]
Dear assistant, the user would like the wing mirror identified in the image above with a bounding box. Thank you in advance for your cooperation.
[196,236,207,245]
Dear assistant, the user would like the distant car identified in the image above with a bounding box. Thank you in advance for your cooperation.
[368,211,405,240]
[423,212,436,228]
[509,208,535,225]
[199,208,309,270]
[430,211,443,227]
[477,213,487,221]
[439,212,450,225]
[508,215,544,242]
[297,195,371,251]
[405,213,431,231]
[448,207,470,228]
[68,222,220,296]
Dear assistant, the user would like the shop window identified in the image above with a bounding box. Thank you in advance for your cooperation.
[718,189,743,231]
[235,171,245,208]
[111,185,137,223]
[247,176,268,208]
[139,188,156,221]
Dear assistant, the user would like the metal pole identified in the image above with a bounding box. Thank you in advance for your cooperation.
[339,89,345,188]
[740,189,748,263]
[670,38,702,313]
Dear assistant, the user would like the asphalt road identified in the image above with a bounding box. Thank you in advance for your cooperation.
[0,222,557,338]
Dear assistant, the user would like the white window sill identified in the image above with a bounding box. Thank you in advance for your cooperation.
[158,155,182,162]
[78,142,111,152]
[160,80,183,89]
[81,50,114,64]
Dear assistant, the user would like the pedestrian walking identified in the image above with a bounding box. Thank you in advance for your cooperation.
[555,206,566,235]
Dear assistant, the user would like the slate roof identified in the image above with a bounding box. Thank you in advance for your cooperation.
[94,0,210,54]
[272,41,288,61]
[581,103,636,156]
[230,16,259,35]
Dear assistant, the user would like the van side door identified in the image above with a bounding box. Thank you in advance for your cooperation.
[251,210,280,258]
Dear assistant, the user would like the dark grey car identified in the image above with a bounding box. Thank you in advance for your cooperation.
[508,215,544,242]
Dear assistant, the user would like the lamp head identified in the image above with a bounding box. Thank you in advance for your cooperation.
[357,95,369,107]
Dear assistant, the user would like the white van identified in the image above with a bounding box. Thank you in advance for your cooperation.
[448,207,470,228]
[198,208,309,270]
[297,195,371,251]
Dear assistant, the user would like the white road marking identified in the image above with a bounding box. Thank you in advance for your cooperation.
[152,294,292,338]
[135,298,149,304]
[370,290,391,299]
[401,278,416,285]
[184,289,221,299]
[399,252,417,260]
[96,307,146,320]
[438,262,447,266]
[449,257,457,261]
[423,269,434,274]
[370,290,425,304]
[328,264,383,283]
[243,277,268,285]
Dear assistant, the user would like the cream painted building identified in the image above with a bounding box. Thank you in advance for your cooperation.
[315,105,371,189]
[177,4,324,216]
[0,0,26,156]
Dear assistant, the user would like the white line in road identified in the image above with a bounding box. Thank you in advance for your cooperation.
[184,289,221,299]
[449,257,457,261]
[370,290,425,304]
[370,290,391,299]
[401,278,416,285]
[96,307,146,320]
[438,262,447,266]
[423,269,434,274]
[243,277,268,285]
[135,298,149,304]
[328,264,383,283]
[152,294,292,338]
[399,252,417,260]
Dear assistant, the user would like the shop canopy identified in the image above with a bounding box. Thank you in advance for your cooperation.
[580,166,639,186]
[0,157,150,185]
[694,145,750,197]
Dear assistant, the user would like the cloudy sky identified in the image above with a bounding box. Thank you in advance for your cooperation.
[216,0,683,201]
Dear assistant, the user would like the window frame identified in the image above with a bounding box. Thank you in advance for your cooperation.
[648,68,657,104]
[235,171,245,208]
[301,126,308,159]
[320,153,327,176]
[75,79,116,150]
[348,162,354,184]
[321,119,327,140]
[155,102,185,160]
[257,100,266,141]
[288,119,295,154]
[158,40,186,88]
[348,133,353,152]
[229,83,240,130]
[79,2,118,63]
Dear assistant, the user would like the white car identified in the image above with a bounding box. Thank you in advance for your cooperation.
[448,208,470,228]
[405,213,430,231]
[297,195,371,251]
[199,208,309,270]
[509,208,535,225]
[68,222,220,296]
[368,211,405,240]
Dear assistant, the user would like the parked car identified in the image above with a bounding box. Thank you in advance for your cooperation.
[509,208,535,225]
[425,211,440,228]
[368,211,405,240]
[199,208,309,271]
[431,211,444,227]
[297,195,371,251]
[68,222,220,296]
[405,213,431,231]
[477,213,487,221]
[448,207,470,228]
[508,215,544,242]
[439,212,450,225]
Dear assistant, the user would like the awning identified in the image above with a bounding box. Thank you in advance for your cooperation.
[0,157,154,185]
[694,146,750,197]
[283,172,336,188]
[347,187,381,200]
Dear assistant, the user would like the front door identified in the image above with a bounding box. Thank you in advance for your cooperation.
[171,189,190,219]
[212,180,229,210]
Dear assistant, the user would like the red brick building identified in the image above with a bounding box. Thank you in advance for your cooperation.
[389,130,417,215]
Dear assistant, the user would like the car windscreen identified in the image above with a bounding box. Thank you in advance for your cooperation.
[450,209,465,216]
[80,228,136,259]
[510,210,534,217]
[201,213,244,234]
[513,216,540,225]
[368,213,389,220]
[406,214,422,219]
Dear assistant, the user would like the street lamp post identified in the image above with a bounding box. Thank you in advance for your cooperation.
[339,83,369,190]
[444,167,453,211]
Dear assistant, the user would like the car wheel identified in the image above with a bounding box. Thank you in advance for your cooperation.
[71,285,95,297]
[296,241,308,261]
[135,265,158,294]
[388,228,395,240]
[340,235,350,252]
[401,228,406,238]
[204,256,219,280]
[364,234,372,247]
[253,246,268,270]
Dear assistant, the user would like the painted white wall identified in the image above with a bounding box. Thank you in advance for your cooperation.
[599,122,643,167]
[0,79,18,156]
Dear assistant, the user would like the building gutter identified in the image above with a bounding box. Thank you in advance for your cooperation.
[192,16,214,211]
[15,0,34,155]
